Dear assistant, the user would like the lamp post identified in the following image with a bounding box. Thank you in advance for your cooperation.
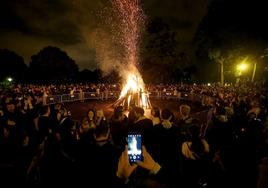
[220,62,224,86]
[251,62,257,82]
[236,63,248,83]
[7,77,13,82]
[252,55,267,83]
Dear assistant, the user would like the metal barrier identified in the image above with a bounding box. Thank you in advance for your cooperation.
[45,91,213,130]
[45,91,215,106]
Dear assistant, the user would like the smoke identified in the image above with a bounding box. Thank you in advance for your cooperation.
[89,29,122,75]
[66,0,126,75]
[0,0,209,71]
[1,0,143,76]
[1,0,113,70]
[71,0,143,78]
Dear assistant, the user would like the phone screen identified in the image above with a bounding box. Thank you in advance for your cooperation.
[128,134,143,164]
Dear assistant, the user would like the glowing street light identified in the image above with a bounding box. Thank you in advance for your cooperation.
[7,77,13,82]
[236,60,248,83]
[237,63,248,72]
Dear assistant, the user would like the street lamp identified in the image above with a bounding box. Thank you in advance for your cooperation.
[237,63,248,72]
[236,63,248,83]
[7,77,13,82]
[251,62,257,82]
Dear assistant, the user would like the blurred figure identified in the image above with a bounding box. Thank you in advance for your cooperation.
[152,108,182,187]
[151,106,161,126]
[110,106,128,151]
[177,104,193,141]
[78,117,95,146]
[129,107,153,152]
[87,108,96,129]
[95,109,106,126]
[77,120,120,187]
[117,146,165,188]
[181,124,210,188]
[178,104,192,123]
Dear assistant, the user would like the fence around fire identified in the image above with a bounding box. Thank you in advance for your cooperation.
[44,90,212,130]
[44,90,214,107]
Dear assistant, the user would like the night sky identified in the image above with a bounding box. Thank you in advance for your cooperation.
[0,0,209,70]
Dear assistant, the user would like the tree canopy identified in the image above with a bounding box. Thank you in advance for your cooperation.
[0,49,28,81]
[141,18,183,83]
[29,46,79,83]
[193,0,268,82]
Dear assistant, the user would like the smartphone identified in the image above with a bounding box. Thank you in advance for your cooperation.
[128,133,143,164]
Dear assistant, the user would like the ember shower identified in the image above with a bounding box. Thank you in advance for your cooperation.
[111,0,151,109]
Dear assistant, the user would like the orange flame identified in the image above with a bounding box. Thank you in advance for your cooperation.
[118,69,150,109]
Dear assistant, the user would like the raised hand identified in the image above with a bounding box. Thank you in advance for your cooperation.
[117,145,137,180]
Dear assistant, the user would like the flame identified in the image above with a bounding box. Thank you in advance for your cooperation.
[118,70,150,109]
[110,0,150,109]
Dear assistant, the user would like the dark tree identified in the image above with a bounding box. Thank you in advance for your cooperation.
[141,18,181,83]
[78,68,103,83]
[0,49,28,81]
[29,46,79,83]
[100,70,119,84]
[78,69,94,82]
[183,65,197,83]
[194,0,268,82]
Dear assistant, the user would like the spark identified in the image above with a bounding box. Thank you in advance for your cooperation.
[110,0,150,109]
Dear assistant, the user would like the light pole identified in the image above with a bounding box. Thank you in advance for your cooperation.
[252,55,268,83]
[7,77,13,82]
[220,62,224,86]
[236,63,248,83]
[251,62,257,82]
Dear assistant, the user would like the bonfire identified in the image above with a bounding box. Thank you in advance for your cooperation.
[114,71,151,110]
[110,0,150,110]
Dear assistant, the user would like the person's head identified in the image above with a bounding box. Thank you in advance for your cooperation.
[54,103,63,110]
[6,101,16,113]
[94,120,110,141]
[87,108,95,120]
[57,107,68,121]
[188,124,205,155]
[151,106,160,118]
[188,124,201,139]
[113,106,124,120]
[161,108,172,121]
[180,104,191,117]
[81,117,90,131]
[134,107,144,118]
[128,107,138,124]
[96,109,104,119]
[39,105,50,116]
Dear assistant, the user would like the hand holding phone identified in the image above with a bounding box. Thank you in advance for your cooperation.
[117,145,137,180]
[136,146,161,174]
[128,133,143,164]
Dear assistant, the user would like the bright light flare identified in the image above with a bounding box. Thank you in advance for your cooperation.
[237,63,248,71]
[7,77,13,82]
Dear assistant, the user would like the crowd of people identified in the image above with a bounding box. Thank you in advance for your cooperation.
[0,82,268,187]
